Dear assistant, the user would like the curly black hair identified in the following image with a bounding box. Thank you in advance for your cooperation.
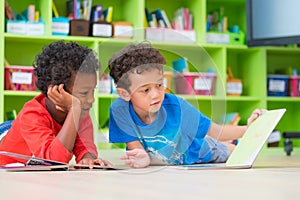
[33,40,99,96]
[108,42,166,91]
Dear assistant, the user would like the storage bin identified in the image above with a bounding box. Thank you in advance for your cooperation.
[289,75,300,97]
[70,19,90,36]
[5,66,36,91]
[91,21,112,37]
[52,17,69,36]
[7,20,45,36]
[267,75,289,96]
[174,72,216,95]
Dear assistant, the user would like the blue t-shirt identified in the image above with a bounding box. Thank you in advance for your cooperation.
[109,93,212,164]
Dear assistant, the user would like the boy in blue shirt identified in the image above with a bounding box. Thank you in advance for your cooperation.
[108,43,262,168]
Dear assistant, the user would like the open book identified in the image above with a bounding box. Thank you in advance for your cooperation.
[0,151,128,171]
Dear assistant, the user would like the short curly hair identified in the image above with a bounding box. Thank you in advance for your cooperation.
[108,42,166,91]
[33,40,99,96]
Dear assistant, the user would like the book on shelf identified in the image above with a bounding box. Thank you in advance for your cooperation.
[220,112,240,125]
[6,110,17,120]
[82,0,93,20]
[0,151,128,172]
[66,0,93,20]
[145,8,156,28]
[91,4,103,22]
[152,9,171,28]
[27,4,35,22]
[103,6,113,23]
[173,7,193,30]
[52,1,60,17]
[5,0,15,20]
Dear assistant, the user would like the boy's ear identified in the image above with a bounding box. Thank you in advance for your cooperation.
[117,88,131,101]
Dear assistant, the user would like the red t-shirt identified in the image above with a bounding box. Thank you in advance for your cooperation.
[0,94,98,166]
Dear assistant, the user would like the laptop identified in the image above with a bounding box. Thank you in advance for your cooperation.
[175,108,286,170]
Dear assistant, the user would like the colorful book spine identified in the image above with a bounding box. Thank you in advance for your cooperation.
[27,4,35,22]
[52,1,59,18]
[92,4,103,22]
[104,6,113,23]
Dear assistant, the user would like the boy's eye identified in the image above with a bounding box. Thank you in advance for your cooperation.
[79,92,88,96]
[144,88,149,92]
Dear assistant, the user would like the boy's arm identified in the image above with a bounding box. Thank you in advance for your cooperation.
[208,109,264,141]
[207,123,247,141]
[120,140,150,168]
[126,140,144,150]
[47,84,81,152]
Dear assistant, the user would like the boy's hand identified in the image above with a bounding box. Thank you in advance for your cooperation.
[120,148,150,168]
[78,157,113,167]
[247,109,266,126]
[47,84,81,112]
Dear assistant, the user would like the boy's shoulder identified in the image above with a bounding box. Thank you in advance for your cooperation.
[22,94,46,111]
[163,93,185,105]
[111,97,128,109]
[110,94,188,109]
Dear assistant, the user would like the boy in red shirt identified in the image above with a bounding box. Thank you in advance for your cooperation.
[0,41,109,166]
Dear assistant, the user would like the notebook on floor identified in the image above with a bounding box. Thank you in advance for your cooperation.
[175,108,286,170]
[0,151,128,171]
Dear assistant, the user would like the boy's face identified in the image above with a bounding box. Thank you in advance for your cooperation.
[119,68,165,117]
[68,72,97,118]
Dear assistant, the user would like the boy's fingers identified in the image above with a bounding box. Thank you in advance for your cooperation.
[55,105,65,112]
[125,149,139,156]
[103,160,113,167]
[120,155,128,160]
[94,159,104,166]
[58,84,66,95]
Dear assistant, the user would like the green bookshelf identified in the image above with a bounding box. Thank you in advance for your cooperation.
[2,0,300,148]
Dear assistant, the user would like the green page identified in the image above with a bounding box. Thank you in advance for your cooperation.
[227,109,286,166]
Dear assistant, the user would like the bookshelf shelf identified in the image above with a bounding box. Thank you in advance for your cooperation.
[1,0,300,147]
[4,91,40,96]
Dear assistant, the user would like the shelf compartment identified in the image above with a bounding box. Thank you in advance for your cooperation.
[227,48,266,97]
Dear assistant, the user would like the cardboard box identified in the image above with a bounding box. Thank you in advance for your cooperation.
[145,28,196,43]
[7,20,44,36]
[52,17,69,36]
[206,32,245,45]
[112,22,133,39]
[70,19,90,36]
[91,21,112,37]
[145,28,164,42]
[164,29,196,43]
